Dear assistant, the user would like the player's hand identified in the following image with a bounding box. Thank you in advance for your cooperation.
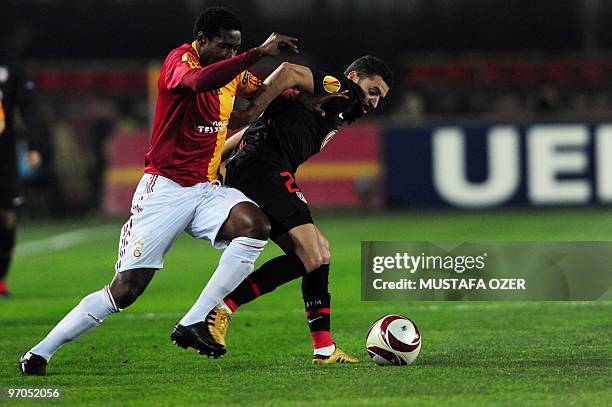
[256,32,299,57]
[298,91,349,117]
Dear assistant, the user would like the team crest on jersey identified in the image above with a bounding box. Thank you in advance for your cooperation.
[323,75,341,93]
[320,130,338,150]
[133,241,144,258]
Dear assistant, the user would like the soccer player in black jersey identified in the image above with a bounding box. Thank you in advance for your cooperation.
[213,56,392,364]
[0,52,46,297]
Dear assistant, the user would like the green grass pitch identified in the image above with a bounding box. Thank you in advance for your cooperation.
[1,209,611,406]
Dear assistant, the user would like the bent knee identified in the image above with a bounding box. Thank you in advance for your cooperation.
[237,213,271,240]
[320,242,331,264]
[110,280,147,309]
[321,252,331,265]
[113,287,143,309]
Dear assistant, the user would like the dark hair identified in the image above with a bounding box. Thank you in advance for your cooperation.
[344,55,393,89]
[193,7,242,39]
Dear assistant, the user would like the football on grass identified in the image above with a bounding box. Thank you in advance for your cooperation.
[366,315,421,366]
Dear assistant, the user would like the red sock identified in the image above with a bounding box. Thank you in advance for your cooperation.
[223,297,239,312]
[0,280,9,295]
[311,330,334,349]
[306,305,333,348]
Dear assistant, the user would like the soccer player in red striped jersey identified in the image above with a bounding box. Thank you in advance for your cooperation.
[20,7,300,376]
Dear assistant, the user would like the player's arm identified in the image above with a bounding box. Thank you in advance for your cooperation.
[277,88,348,117]
[181,32,299,93]
[254,62,315,108]
[181,50,260,92]
[229,63,314,128]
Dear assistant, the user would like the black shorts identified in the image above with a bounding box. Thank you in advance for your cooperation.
[225,158,313,239]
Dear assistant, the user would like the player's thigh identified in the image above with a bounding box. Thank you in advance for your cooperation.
[186,183,265,248]
[217,200,270,241]
[115,174,196,273]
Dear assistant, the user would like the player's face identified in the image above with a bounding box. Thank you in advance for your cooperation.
[349,72,390,114]
[199,29,242,65]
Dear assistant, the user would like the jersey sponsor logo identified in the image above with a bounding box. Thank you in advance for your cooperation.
[323,75,341,93]
[320,130,338,150]
[197,120,228,134]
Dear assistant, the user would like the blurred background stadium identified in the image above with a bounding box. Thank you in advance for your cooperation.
[4,0,612,216]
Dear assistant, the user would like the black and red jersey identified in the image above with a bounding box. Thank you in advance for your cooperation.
[228,68,364,173]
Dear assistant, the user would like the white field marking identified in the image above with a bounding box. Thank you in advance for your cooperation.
[121,301,611,320]
[15,225,118,256]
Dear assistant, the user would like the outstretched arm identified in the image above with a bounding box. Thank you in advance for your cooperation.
[250,62,315,115]
[228,63,314,129]
[181,50,261,93]
[181,32,299,93]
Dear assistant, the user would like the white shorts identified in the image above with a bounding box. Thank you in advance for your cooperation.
[115,173,255,273]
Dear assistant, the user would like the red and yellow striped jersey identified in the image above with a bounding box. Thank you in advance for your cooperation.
[144,42,261,186]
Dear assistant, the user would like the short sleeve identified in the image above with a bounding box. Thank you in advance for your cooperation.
[164,50,201,91]
[236,71,263,99]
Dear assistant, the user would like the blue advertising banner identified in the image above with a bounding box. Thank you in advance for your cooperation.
[385,123,612,208]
